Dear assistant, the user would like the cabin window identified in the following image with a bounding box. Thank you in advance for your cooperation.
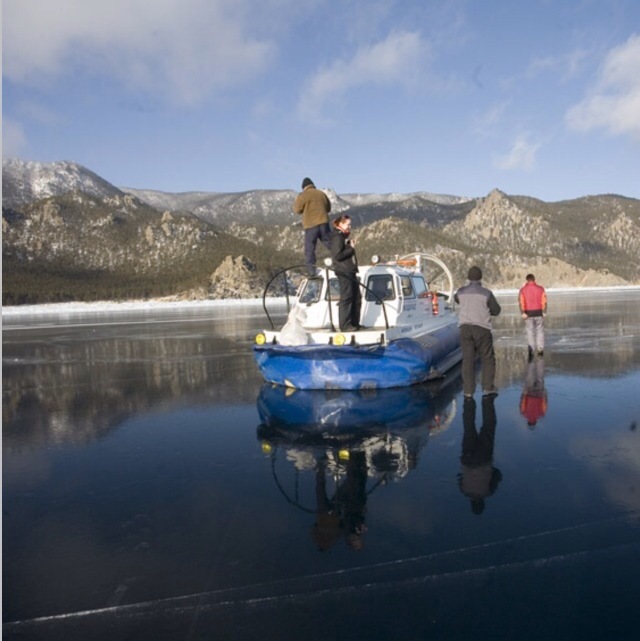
[365,275,395,302]
[299,278,322,304]
[411,275,428,298]
[401,276,415,298]
[325,277,342,301]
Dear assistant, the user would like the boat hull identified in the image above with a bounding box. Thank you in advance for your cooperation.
[253,323,461,390]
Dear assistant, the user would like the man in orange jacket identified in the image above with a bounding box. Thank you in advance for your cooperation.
[518,274,547,360]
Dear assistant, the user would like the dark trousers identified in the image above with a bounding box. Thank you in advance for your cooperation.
[304,223,332,273]
[460,324,496,395]
[336,272,362,330]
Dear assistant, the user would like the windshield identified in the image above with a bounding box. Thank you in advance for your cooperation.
[298,278,322,304]
[411,275,428,297]
[365,274,395,302]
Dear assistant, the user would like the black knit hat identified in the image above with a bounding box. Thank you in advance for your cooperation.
[468,266,482,281]
[302,177,314,189]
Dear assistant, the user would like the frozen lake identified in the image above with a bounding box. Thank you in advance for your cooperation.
[3,289,640,640]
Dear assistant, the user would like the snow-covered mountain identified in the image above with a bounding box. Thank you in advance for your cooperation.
[2,158,471,225]
[2,159,125,206]
[122,187,314,225]
[119,185,472,225]
[341,191,469,206]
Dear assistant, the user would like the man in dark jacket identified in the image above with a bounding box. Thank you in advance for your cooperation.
[330,215,361,331]
[454,266,501,398]
[293,177,332,275]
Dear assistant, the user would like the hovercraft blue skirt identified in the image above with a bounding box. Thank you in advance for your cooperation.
[253,325,461,390]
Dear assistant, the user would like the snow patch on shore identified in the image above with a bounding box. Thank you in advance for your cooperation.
[2,297,286,318]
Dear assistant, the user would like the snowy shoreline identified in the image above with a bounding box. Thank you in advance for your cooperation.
[1,297,275,317]
[2,286,639,318]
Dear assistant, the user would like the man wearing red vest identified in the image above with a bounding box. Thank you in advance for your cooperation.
[518,274,547,360]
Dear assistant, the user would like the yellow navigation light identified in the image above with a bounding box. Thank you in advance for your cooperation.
[333,333,346,346]
[261,442,273,455]
[255,332,267,345]
[338,449,350,461]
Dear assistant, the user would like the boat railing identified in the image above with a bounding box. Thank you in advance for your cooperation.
[261,264,390,331]
[397,252,456,306]
[261,264,308,330]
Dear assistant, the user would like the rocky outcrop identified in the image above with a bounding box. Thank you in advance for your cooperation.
[486,256,628,289]
[444,189,555,255]
[209,255,264,299]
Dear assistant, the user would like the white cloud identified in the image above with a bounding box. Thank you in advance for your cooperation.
[527,48,588,82]
[3,0,280,105]
[566,34,640,140]
[473,101,511,138]
[297,30,431,123]
[2,118,28,158]
[495,134,541,171]
[18,101,61,126]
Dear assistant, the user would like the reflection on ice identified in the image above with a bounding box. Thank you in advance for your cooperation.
[256,371,463,550]
[459,396,502,515]
[552,330,636,351]
[519,357,548,428]
[257,372,462,439]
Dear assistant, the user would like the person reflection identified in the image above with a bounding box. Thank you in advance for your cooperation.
[311,451,368,551]
[458,396,502,515]
[519,357,547,429]
[311,457,342,551]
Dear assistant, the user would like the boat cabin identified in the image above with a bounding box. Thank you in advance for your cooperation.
[296,263,442,331]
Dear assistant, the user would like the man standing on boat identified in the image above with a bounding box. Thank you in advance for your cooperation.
[454,266,501,399]
[331,214,361,332]
[293,177,332,276]
[519,273,547,360]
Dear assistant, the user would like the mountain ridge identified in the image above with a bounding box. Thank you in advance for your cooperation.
[3,158,639,304]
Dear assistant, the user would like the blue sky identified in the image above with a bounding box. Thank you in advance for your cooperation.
[3,0,640,200]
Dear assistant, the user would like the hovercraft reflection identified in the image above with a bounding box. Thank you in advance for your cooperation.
[257,373,462,550]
